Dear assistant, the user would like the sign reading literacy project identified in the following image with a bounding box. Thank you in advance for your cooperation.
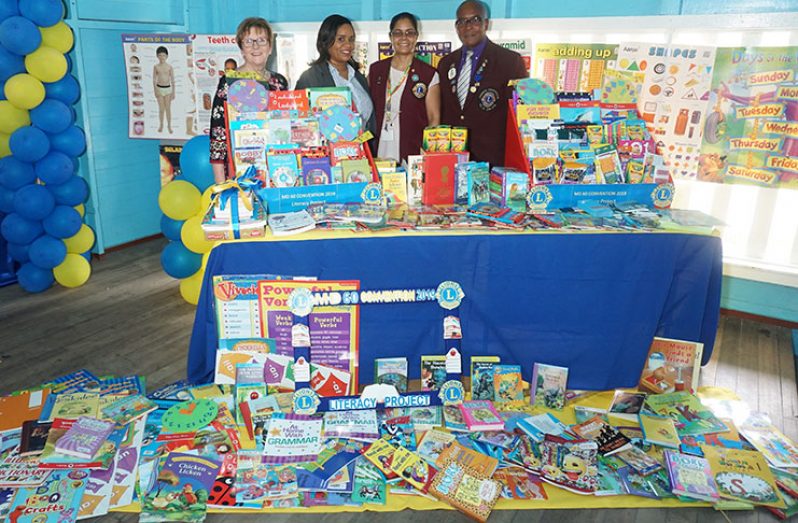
[258,280,360,394]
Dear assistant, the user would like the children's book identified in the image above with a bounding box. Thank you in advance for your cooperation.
[0,451,52,488]
[639,413,680,449]
[435,441,499,476]
[361,438,399,480]
[108,416,146,509]
[573,406,608,424]
[238,394,281,445]
[663,450,719,501]
[505,434,543,473]
[608,390,647,421]
[379,416,417,450]
[351,458,387,505]
[234,384,267,425]
[443,405,469,433]
[374,357,408,393]
[389,446,436,493]
[53,416,115,460]
[46,369,101,394]
[571,415,633,456]
[18,420,51,457]
[458,401,504,432]
[46,392,100,421]
[473,430,519,450]
[638,336,704,394]
[702,445,785,507]
[772,467,798,498]
[322,410,379,441]
[420,356,447,391]
[493,364,523,402]
[40,419,125,469]
[416,429,456,465]
[5,468,88,523]
[429,458,502,523]
[140,452,222,522]
[595,458,626,496]
[470,356,499,401]
[767,488,798,520]
[531,363,568,410]
[644,391,728,437]
[494,466,548,500]
[738,412,798,469]
[100,394,157,425]
[539,435,599,494]
[262,413,323,464]
[616,466,661,499]
[517,413,574,443]
[615,445,662,476]
[408,406,442,431]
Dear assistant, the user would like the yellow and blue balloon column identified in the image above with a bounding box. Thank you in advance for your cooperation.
[158,135,216,304]
[0,0,92,292]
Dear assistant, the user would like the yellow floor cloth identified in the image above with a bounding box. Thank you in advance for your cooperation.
[114,387,740,513]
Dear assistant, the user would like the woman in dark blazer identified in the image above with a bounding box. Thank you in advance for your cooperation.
[295,14,376,138]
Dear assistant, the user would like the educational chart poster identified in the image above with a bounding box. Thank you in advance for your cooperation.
[191,34,242,135]
[616,42,716,179]
[534,43,618,93]
[122,34,195,140]
[258,280,360,393]
[377,42,452,69]
[496,39,532,74]
[698,47,798,189]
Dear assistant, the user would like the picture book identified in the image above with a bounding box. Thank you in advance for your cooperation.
[494,466,548,500]
[351,458,386,505]
[262,413,323,464]
[140,452,222,523]
[702,446,785,507]
[516,413,573,442]
[615,445,663,476]
[663,450,719,501]
[772,467,798,498]
[408,406,442,431]
[474,431,519,450]
[443,405,469,433]
[53,416,115,460]
[493,364,523,402]
[308,87,351,111]
[5,468,88,523]
[361,438,399,480]
[531,363,568,410]
[374,357,408,393]
[639,413,680,449]
[235,384,267,425]
[470,356,499,401]
[429,458,502,523]
[638,336,704,394]
[595,458,626,496]
[420,356,447,391]
[379,416,417,450]
[767,488,798,520]
[608,390,647,421]
[0,451,52,488]
[322,410,379,441]
[505,435,544,473]
[100,394,157,425]
[738,413,798,469]
[644,391,728,436]
[301,155,333,185]
[573,406,608,424]
[435,441,499,476]
[416,429,456,465]
[389,446,436,493]
[18,420,51,457]
[616,466,663,499]
[458,401,504,432]
[108,416,146,509]
[539,435,599,494]
[235,362,264,385]
[571,416,632,456]
[46,392,100,421]
[0,388,49,432]
[40,419,125,469]
[46,369,100,394]
[238,394,281,445]
[380,170,408,204]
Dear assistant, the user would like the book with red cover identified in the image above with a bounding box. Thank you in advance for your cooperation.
[267,89,310,114]
[422,153,458,205]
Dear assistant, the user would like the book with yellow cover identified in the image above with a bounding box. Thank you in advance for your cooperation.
[701,445,785,508]
[639,413,680,449]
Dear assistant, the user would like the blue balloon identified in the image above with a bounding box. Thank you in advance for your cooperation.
[160,241,201,279]
[13,184,55,220]
[1,212,42,244]
[46,174,87,206]
[160,214,184,242]
[65,53,71,72]
[7,241,30,263]
[29,234,66,269]
[10,126,50,163]
[31,99,74,134]
[0,0,19,22]
[43,204,81,238]
[35,151,73,185]
[18,0,63,27]
[0,16,41,55]
[0,44,24,83]
[0,157,36,189]
[48,125,85,157]
[79,250,91,261]
[16,262,53,292]
[0,184,14,212]
[179,135,215,191]
[44,75,79,105]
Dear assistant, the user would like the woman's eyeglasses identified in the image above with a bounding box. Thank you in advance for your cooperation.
[390,29,419,39]
[243,38,269,48]
[455,15,483,28]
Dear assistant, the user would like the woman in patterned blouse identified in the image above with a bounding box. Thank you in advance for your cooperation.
[209,17,288,183]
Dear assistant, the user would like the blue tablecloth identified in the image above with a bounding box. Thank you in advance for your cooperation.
[187,231,722,390]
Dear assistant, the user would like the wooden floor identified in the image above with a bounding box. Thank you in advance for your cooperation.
[1,237,795,522]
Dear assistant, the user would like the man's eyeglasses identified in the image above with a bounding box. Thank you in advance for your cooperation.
[390,29,419,39]
[455,15,483,28]
[242,38,269,48]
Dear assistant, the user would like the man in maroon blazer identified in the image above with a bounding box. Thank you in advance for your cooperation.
[438,0,528,168]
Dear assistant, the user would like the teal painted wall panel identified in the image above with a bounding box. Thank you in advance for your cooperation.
[76,0,186,24]
[721,276,798,324]
[681,0,798,14]
[507,0,682,18]
[377,1,456,21]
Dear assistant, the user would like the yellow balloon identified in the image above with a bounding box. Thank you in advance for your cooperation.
[180,215,214,254]
[0,102,30,134]
[39,22,74,54]
[4,74,45,110]
[0,132,10,158]
[74,204,85,217]
[200,186,214,214]
[64,224,95,253]
[179,269,204,305]
[24,46,67,83]
[158,180,201,220]
[200,251,211,271]
[53,253,91,288]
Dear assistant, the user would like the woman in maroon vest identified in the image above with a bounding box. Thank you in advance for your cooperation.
[369,12,440,163]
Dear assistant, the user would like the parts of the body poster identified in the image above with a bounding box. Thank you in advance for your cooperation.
[122,34,195,140]
[191,34,242,135]
[698,47,798,188]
